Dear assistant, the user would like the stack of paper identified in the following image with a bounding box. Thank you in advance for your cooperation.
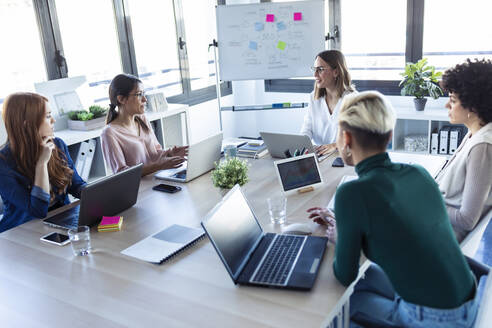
[98,216,123,232]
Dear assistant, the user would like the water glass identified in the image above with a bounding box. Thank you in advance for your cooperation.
[68,226,91,256]
[267,195,287,224]
[224,144,237,159]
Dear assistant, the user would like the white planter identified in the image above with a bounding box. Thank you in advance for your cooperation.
[68,117,106,131]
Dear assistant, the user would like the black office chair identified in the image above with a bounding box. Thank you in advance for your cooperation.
[350,256,489,328]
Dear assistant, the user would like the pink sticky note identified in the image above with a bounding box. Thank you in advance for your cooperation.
[100,216,121,225]
[294,12,302,21]
[266,14,274,22]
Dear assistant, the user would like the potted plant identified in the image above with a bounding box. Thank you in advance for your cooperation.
[211,157,249,194]
[67,105,108,130]
[399,58,443,111]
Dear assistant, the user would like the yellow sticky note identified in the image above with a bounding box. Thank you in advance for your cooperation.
[277,41,286,50]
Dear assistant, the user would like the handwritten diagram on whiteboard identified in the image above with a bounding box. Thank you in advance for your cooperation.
[216,1,325,81]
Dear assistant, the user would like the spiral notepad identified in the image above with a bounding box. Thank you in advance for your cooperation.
[121,224,205,264]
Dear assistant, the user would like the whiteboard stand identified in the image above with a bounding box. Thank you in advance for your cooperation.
[209,39,223,131]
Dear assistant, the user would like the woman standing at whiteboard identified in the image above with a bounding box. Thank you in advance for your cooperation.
[301,50,355,156]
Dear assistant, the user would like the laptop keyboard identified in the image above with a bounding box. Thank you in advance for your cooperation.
[250,234,306,286]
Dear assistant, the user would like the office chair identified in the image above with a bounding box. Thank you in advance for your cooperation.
[350,256,489,328]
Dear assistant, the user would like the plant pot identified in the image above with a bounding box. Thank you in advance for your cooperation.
[68,116,106,131]
[413,98,427,111]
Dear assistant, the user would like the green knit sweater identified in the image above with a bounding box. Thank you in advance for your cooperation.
[333,152,474,308]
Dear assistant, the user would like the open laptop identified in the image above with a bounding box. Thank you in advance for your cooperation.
[201,185,327,290]
[43,163,143,230]
[155,132,222,183]
[260,131,332,161]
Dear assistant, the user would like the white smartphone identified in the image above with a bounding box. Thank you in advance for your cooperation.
[40,232,70,246]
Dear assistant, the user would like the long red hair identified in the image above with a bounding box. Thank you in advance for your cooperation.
[2,92,73,198]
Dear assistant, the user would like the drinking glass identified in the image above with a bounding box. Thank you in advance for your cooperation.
[267,195,287,224]
[224,144,237,159]
[68,226,91,256]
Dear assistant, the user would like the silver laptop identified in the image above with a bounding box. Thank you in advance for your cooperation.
[43,163,143,230]
[201,185,327,290]
[260,132,317,159]
[155,132,223,183]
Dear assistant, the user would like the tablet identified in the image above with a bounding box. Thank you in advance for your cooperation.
[274,153,324,194]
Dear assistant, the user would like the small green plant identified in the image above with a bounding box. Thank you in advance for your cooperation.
[88,105,108,118]
[400,58,443,99]
[68,105,108,121]
[211,157,249,189]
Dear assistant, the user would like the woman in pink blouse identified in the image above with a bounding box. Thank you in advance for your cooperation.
[101,74,187,176]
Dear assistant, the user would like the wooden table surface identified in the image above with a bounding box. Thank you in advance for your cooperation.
[0,154,355,328]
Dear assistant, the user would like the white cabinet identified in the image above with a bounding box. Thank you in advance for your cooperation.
[391,106,466,157]
[54,104,189,181]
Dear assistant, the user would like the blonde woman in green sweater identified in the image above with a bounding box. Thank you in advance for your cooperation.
[309,91,484,328]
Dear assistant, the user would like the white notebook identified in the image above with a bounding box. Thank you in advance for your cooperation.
[121,224,204,264]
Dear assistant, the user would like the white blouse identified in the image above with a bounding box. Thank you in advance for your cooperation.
[300,91,352,145]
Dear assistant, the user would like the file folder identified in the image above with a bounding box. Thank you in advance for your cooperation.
[431,133,439,154]
[449,129,460,155]
[74,139,96,181]
[439,126,451,154]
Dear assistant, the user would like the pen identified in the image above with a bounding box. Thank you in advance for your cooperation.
[300,147,306,155]
[293,149,299,156]
[284,149,292,158]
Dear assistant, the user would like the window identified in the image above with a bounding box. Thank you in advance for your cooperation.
[182,0,218,90]
[423,0,492,71]
[55,0,123,104]
[340,0,406,80]
[127,0,183,97]
[0,0,46,103]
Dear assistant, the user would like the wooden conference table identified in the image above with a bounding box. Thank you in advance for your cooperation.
[0,153,357,327]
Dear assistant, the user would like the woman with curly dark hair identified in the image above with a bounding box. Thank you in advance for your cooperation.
[436,58,492,242]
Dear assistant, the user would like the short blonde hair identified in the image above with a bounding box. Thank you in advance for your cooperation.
[338,91,396,150]
[338,91,396,134]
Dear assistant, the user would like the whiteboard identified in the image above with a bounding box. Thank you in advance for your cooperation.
[216,1,325,81]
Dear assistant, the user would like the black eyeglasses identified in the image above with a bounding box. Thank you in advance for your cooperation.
[310,66,329,74]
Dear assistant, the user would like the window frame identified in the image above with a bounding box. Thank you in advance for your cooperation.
[264,0,424,95]
[27,0,230,106]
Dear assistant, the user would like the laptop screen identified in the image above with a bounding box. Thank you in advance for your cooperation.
[277,156,321,191]
[202,187,263,280]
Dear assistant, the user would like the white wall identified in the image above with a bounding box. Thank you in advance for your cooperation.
[186,79,450,143]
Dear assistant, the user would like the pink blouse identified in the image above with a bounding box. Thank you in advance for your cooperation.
[101,115,166,173]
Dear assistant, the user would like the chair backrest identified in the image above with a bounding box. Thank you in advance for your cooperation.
[0,113,6,145]
[461,208,492,257]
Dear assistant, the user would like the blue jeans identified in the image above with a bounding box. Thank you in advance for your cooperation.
[349,264,486,328]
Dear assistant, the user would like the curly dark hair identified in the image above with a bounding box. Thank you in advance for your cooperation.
[441,58,492,124]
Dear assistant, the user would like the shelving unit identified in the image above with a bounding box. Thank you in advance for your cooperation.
[391,106,467,156]
[54,103,189,181]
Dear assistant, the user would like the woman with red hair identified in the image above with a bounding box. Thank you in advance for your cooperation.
[0,92,86,232]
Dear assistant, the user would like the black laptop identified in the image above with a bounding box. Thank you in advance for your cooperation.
[43,164,143,230]
[201,185,327,290]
